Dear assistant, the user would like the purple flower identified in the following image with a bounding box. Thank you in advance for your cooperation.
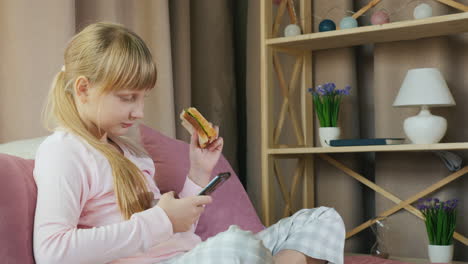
[307,83,351,96]
[317,87,327,96]
[337,86,351,95]
[417,197,459,211]
[306,83,352,127]
[446,199,459,210]
[343,85,351,95]
[418,197,458,245]
[416,204,427,210]
[323,83,336,94]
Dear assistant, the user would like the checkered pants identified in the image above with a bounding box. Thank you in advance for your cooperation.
[158,207,345,264]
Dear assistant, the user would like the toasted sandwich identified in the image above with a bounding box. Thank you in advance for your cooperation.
[180,107,218,148]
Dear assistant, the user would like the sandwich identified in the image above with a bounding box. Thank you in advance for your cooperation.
[180,107,218,148]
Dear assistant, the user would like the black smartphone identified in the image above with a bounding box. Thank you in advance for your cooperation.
[198,172,231,195]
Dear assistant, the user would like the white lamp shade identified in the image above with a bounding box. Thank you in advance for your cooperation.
[393,68,455,107]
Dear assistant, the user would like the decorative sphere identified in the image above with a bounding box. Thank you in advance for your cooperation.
[284,24,302,37]
[413,3,432,19]
[339,16,358,29]
[371,10,390,25]
[319,19,336,32]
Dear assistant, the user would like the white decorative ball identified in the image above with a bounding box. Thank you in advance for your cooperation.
[413,3,432,19]
[284,24,301,37]
[339,16,358,29]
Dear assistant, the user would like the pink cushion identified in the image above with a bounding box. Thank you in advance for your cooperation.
[139,124,265,240]
[0,154,36,264]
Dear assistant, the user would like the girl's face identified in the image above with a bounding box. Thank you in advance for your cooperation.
[76,78,149,141]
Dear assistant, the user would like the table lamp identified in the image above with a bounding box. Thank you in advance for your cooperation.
[393,68,455,144]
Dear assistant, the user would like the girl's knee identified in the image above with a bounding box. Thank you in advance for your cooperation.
[214,225,256,240]
[317,207,346,236]
[219,225,269,249]
[320,207,343,220]
[208,226,273,262]
[297,207,345,232]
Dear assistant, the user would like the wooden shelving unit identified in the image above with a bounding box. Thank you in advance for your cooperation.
[269,142,468,155]
[267,12,468,51]
[346,253,468,264]
[260,0,468,249]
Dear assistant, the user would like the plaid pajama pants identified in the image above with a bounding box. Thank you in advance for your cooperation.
[158,206,345,264]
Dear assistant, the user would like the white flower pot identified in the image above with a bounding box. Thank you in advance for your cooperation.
[319,127,341,147]
[428,244,453,263]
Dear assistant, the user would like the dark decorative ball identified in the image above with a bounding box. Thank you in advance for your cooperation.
[319,19,336,32]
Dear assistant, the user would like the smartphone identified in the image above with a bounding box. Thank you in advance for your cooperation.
[198,172,231,195]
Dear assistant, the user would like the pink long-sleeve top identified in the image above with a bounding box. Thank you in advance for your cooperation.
[33,130,203,264]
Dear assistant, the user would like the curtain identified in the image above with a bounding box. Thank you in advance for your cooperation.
[247,0,468,260]
[0,0,241,177]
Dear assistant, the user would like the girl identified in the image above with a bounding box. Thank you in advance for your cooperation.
[33,22,345,264]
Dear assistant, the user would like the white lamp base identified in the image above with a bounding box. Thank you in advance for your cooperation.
[403,106,447,144]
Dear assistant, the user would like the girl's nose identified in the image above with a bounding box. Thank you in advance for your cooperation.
[131,102,144,120]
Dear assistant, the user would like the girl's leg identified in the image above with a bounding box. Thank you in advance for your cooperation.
[274,249,326,264]
[256,207,346,264]
[159,225,274,264]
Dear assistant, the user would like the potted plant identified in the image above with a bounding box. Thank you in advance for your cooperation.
[417,198,458,263]
[307,83,351,146]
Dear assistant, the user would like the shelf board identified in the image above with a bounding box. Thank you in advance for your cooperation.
[266,12,468,51]
[268,142,468,155]
[345,253,468,264]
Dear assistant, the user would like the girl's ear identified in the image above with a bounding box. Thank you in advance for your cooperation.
[74,76,90,104]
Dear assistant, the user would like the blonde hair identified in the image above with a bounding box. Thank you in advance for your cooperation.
[42,22,157,220]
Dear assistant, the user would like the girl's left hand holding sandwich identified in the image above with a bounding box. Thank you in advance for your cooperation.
[188,125,223,187]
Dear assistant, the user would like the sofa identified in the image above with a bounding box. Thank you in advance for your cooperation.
[0,124,413,264]
[0,124,264,264]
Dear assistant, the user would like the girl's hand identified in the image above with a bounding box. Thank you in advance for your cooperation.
[157,191,213,233]
[189,126,223,187]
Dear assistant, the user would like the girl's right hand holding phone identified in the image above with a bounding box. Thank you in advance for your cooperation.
[157,191,212,233]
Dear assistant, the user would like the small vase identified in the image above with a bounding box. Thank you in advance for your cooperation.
[428,244,453,263]
[319,127,341,147]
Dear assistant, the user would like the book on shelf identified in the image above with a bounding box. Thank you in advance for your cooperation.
[329,138,406,147]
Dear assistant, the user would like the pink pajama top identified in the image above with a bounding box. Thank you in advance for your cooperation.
[33,130,203,264]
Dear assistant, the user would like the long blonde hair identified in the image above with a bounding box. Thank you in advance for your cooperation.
[42,22,157,220]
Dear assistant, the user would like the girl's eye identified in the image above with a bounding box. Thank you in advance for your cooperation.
[120,96,135,102]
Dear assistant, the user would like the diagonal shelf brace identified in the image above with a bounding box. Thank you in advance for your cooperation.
[436,0,468,12]
[272,54,304,145]
[273,159,293,215]
[272,0,299,37]
[287,0,298,24]
[273,158,306,218]
[283,158,305,217]
[318,154,468,245]
[272,53,291,144]
[272,0,288,37]
[352,0,382,19]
